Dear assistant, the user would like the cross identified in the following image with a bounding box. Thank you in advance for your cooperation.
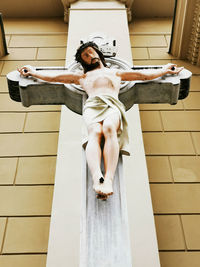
[7,2,192,267]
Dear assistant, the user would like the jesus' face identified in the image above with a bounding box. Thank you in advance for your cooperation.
[80,46,101,71]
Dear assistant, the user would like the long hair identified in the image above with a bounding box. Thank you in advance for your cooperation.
[75,41,107,73]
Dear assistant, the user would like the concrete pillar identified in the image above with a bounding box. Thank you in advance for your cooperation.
[170,0,200,66]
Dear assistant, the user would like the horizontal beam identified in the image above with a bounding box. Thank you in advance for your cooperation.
[7,63,191,114]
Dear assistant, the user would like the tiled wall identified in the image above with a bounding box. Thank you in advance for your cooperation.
[129,19,200,267]
[1,17,200,267]
[0,18,67,267]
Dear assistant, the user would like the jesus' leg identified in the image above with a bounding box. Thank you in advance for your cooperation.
[85,122,104,195]
[101,112,120,196]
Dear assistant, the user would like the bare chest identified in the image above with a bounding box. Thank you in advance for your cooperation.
[80,69,121,93]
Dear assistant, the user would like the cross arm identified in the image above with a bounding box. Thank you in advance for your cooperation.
[18,66,84,85]
[116,63,184,81]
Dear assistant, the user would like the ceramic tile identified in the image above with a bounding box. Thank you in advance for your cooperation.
[9,35,67,47]
[0,255,46,267]
[161,111,200,131]
[0,94,60,112]
[0,218,7,249]
[170,156,200,182]
[159,252,200,267]
[129,18,172,34]
[2,60,65,75]
[37,47,66,60]
[146,156,172,182]
[143,132,195,155]
[0,77,8,92]
[0,133,58,156]
[4,18,67,34]
[3,217,50,253]
[130,35,167,47]
[154,215,185,250]
[150,184,200,213]
[140,111,162,131]
[190,76,200,91]
[0,113,25,132]
[0,185,53,215]
[0,158,18,184]
[192,133,200,154]
[183,92,200,110]
[182,215,200,249]
[148,47,175,60]
[139,100,184,110]
[24,112,61,132]
[16,156,56,184]
[1,48,37,60]
[131,48,149,60]
[133,59,171,66]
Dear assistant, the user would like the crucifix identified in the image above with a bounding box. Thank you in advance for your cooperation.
[7,2,192,267]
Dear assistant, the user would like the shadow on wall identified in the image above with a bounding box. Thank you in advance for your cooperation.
[1,0,175,18]
[132,0,175,18]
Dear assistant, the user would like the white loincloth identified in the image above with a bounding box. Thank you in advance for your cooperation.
[82,94,130,156]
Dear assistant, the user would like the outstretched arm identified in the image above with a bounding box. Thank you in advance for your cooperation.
[116,63,184,81]
[17,66,85,85]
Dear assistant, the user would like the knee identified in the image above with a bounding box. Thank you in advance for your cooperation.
[88,124,103,140]
[103,122,116,138]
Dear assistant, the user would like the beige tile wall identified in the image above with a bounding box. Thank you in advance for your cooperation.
[1,17,199,267]
[129,19,200,267]
[0,18,67,266]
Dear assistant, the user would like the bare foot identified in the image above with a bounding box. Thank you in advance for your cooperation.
[100,178,113,196]
[93,176,113,200]
[93,176,105,195]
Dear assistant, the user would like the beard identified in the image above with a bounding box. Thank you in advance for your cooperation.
[83,58,100,72]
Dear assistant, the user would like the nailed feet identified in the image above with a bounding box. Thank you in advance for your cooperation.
[93,176,113,201]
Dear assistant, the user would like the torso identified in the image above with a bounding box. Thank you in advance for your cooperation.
[79,68,121,98]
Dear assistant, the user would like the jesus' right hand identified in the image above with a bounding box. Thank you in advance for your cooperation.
[17,65,35,77]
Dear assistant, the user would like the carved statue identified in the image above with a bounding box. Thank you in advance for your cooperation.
[17,41,184,200]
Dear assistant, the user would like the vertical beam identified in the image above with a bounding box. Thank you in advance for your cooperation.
[46,1,160,267]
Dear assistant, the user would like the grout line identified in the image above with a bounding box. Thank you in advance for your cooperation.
[0,61,5,75]
[159,250,200,252]
[8,46,67,49]
[5,32,68,36]
[189,132,198,156]
[146,47,151,60]
[159,110,165,132]
[6,35,11,47]
[0,215,51,218]
[13,157,19,186]
[0,218,8,254]
[0,155,57,159]
[22,113,28,133]
[168,156,175,183]
[154,213,200,216]
[131,45,168,49]
[179,215,188,251]
[129,32,172,35]
[164,34,170,48]
[35,48,39,61]
[0,183,55,187]
[1,252,48,255]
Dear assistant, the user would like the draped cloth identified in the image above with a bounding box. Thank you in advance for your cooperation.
[82,94,130,156]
